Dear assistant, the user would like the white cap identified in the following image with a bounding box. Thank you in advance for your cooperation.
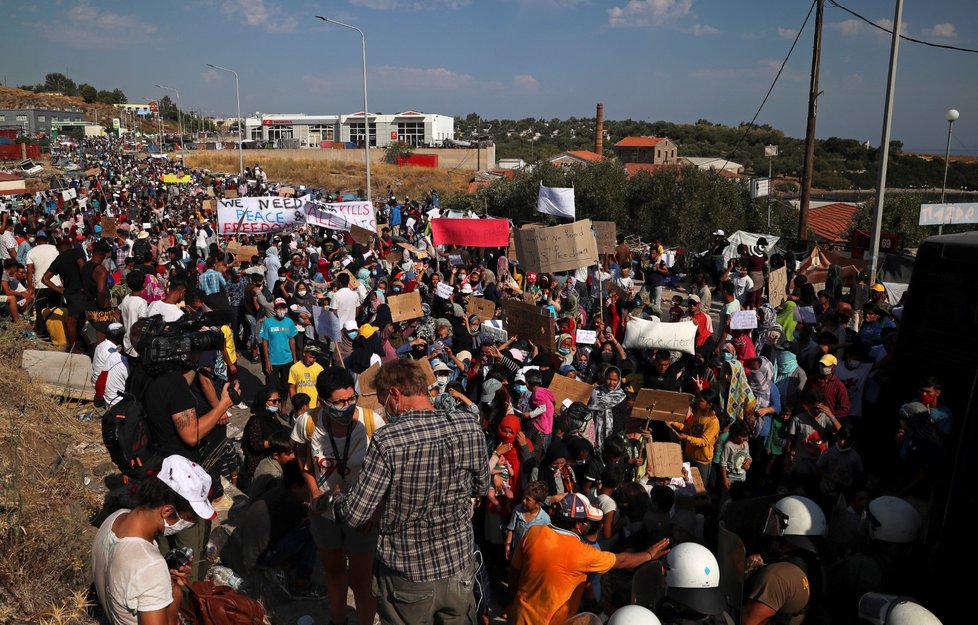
[461,283,473,294]
[343,319,358,332]
[157,455,216,520]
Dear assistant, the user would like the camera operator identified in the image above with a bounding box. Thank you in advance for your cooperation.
[137,337,240,581]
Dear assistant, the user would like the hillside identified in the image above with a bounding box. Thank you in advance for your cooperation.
[0,86,167,133]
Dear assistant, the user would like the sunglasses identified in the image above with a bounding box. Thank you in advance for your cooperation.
[267,398,281,404]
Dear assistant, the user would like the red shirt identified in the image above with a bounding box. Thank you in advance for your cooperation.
[803,375,850,419]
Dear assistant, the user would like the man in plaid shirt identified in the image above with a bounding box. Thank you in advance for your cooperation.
[198,257,227,296]
[334,359,489,624]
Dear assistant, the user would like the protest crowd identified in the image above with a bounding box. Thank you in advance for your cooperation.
[6,136,949,625]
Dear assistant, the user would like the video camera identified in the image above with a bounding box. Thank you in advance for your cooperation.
[134,309,231,376]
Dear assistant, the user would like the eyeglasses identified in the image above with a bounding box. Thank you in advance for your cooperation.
[267,398,281,404]
[326,395,359,408]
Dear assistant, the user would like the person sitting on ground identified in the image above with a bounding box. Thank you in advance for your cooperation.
[249,430,298,499]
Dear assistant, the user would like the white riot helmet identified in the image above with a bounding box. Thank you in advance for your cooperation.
[866,496,922,544]
[608,605,662,625]
[858,593,942,625]
[764,495,826,553]
[663,542,725,616]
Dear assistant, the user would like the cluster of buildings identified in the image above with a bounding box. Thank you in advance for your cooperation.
[0,107,85,136]
[234,110,455,149]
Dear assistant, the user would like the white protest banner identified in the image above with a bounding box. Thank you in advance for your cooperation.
[730,310,758,330]
[436,282,454,299]
[622,316,697,355]
[303,200,377,232]
[514,219,598,274]
[313,304,340,341]
[217,195,311,235]
[537,182,576,219]
[61,188,77,201]
[576,329,597,345]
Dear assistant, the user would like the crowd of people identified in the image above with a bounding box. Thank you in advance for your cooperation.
[3,136,948,625]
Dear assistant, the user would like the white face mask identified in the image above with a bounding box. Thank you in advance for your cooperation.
[436,375,449,391]
[275,308,287,319]
[163,513,196,536]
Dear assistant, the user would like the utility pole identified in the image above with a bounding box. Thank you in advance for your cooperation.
[798,0,824,242]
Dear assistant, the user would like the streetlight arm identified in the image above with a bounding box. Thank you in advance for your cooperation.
[206,63,243,176]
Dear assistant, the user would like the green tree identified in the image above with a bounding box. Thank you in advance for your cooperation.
[43,72,76,95]
[111,88,128,104]
[78,83,97,103]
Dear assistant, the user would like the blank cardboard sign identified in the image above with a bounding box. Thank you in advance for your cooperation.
[467,297,497,322]
[548,374,594,408]
[503,299,554,348]
[645,441,684,478]
[631,389,693,422]
[388,291,423,322]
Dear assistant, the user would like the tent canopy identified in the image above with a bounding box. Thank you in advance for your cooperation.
[722,231,783,265]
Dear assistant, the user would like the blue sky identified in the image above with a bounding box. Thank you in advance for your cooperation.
[2,0,977,153]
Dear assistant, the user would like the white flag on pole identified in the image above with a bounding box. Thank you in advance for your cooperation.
[536,182,576,219]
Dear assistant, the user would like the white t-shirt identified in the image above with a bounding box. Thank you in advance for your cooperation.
[26,243,61,288]
[91,509,173,625]
[120,294,149,357]
[91,340,118,385]
[330,287,361,327]
[103,351,129,409]
[146,300,184,323]
[838,361,872,418]
[291,407,385,492]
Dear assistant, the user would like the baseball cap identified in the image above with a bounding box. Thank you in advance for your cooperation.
[558,493,604,522]
[343,319,359,332]
[819,354,838,367]
[871,283,886,293]
[156,455,216,520]
[687,294,701,304]
[273,297,288,307]
[461,283,473,294]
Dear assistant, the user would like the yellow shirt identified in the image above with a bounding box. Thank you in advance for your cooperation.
[288,361,324,408]
[221,325,236,364]
[510,524,616,625]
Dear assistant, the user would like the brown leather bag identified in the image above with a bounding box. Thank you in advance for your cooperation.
[182,580,268,625]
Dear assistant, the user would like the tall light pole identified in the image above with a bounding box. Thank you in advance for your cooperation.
[206,63,243,176]
[155,84,183,151]
[939,108,959,235]
[316,16,372,204]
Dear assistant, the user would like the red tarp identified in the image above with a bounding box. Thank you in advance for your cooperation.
[431,218,510,248]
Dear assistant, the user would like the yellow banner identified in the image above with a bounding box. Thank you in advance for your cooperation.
[162,174,192,184]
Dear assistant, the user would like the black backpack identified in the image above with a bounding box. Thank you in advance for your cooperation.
[132,237,152,263]
[100,391,163,480]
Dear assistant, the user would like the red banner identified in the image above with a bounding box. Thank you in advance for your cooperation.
[431,218,510,248]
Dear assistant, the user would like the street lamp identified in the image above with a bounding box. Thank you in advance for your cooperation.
[155,84,184,151]
[939,108,959,235]
[316,16,372,204]
[206,63,244,176]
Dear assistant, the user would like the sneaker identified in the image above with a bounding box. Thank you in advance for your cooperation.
[291,583,327,601]
[263,567,292,599]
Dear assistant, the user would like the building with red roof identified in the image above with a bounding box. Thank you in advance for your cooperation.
[614,136,678,166]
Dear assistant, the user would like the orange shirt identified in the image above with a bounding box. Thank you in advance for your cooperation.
[510,524,617,625]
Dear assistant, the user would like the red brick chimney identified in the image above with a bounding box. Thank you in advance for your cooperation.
[595,103,604,156]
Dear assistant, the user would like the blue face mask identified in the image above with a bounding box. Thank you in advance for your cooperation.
[515,384,528,394]
[723,351,734,362]
[557,347,571,356]
[267,405,279,413]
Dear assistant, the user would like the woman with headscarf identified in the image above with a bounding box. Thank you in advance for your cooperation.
[555,333,576,368]
[367,303,397,362]
[588,366,628,452]
[718,341,757,423]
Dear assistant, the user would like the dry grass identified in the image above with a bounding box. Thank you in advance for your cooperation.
[184,152,470,200]
[0,327,103,625]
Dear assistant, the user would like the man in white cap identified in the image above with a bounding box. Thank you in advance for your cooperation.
[91,454,216,625]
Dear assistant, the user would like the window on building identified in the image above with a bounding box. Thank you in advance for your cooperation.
[396,120,425,147]
[15,115,28,122]
[267,125,293,141]
[38,116,45,122]
[309,124,334,141]
[0,115,5,122]
[251,127,263,140]
[348,121,376,147]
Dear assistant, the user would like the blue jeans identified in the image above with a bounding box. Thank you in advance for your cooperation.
[243,313,258,350]
[259,526,317,580]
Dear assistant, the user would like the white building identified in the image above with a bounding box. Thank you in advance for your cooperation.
[680,156,745,174]
[243,110,454,148]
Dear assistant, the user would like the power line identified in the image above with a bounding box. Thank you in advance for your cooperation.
[828,0,978,54]
[719,0,818,171]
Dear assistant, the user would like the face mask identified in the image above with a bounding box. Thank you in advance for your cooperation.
[515,384,528,394]
[384,392,401,422]
[297,290,307,297]
[392,285,402,293]
[266,404,279,413]
[459,273,467,281]
[327,404,356,426]
[820,366,833,377]
[436,376,449,391]
[346,330,358,341]
[275,309,287,319]
[919,392,937,406]
[558,347,571,356]
[469,324,481,335]
[163,514,196,536]
[601,351,613,362]
[723,351,734,362]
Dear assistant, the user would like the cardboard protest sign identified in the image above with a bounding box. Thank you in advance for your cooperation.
[384,251,402,265]
[416,357,437,388]
[225,242,259,263]
[224,189,239,199]
[397,242,429,258]
[502,299,555,349]
[278,187,296,197]
[730,310,758,330]
[100,217,117,239]
[548,374,594,408]
[631,389,693,423]
[481,324,508,344]
[767,266,788,307]
[514,219,599,274]
[350,224,373,245]
[593,221,617,253]
[206,187,216,197]
[794,306,816,323]
[85,168,101,177]
[467,297,497,322]
[337,269,360,290]
[644,441,685,478]
[201,199,216,212]
[356,363,383,411]
[388,291,423,322]
[622,317,697,355]
[575,329,597,345]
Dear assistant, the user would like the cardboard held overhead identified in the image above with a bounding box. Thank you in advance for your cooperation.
[416,356,437,388]
[278,186,296,197]
[397,241,429,258]
[502,299,554,349]
[548,374,594,408]
[100,217,117,239]
[350,224,374,245]
[631,389,693,423]
[356,363,382,411]
[224,242,260,263]
[388,291,424,322]
[224,189,239,199]
[514,219,599,274]
[767,266,788,307]
[593,221,617,253]
[201,199,216,212]
[622,317,697,355]
[466,297,497,322]
[85,168,101,177]
[644,441,685,478]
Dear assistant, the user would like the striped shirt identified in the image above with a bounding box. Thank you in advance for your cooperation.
[337,408,489,582]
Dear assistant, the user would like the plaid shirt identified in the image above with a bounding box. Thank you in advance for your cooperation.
[198,268,226,295]
[337,408,489,582]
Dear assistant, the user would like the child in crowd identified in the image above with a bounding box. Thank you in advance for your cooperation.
[248,431,297,498]
[504,480,550,561]
[668,294,685,322]
[721,419,752,500]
